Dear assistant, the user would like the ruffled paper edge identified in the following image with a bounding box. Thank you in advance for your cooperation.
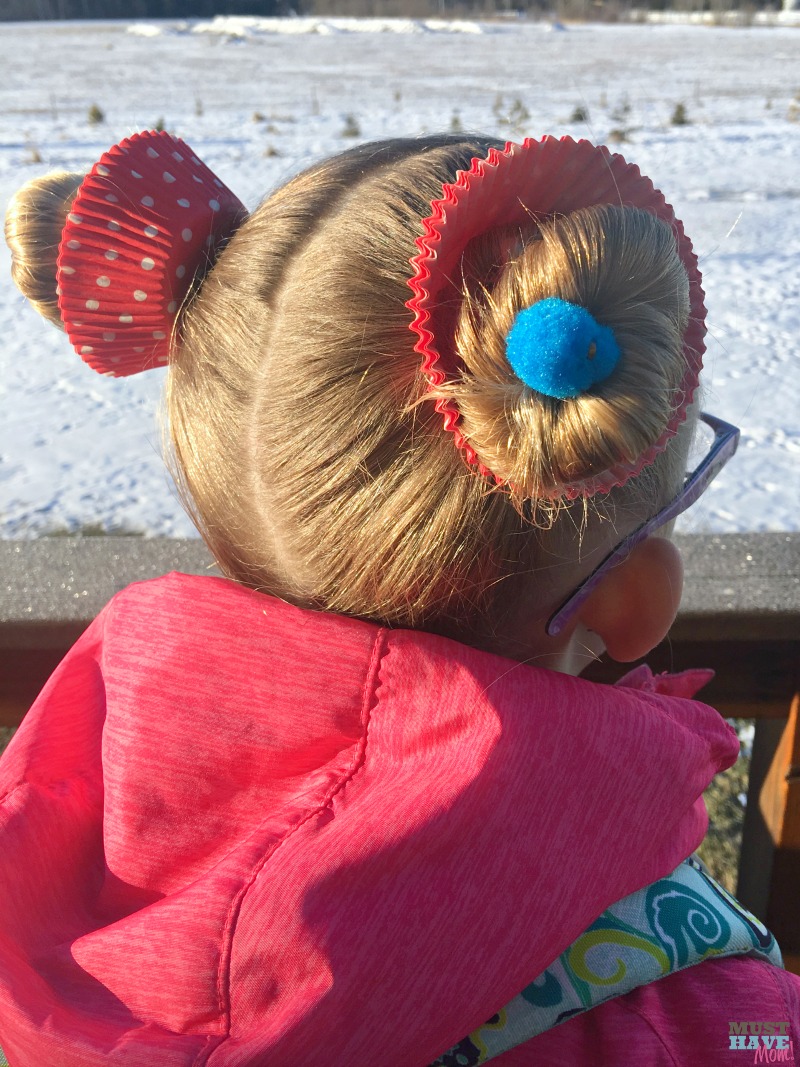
[57,130,247,377]
[406,135,705,498]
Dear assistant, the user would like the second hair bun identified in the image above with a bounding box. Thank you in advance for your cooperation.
[446,204,690,503]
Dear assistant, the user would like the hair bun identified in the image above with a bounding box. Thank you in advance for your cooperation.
[408,137,704,505]
[5,171,84,328]
[57,131,247,377]
[449,203,692,506]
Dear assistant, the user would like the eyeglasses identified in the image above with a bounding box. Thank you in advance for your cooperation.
[546,412,740,638]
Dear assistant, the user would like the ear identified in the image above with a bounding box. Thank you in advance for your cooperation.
[577,537,684,662]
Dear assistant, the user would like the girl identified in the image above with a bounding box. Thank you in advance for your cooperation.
[1,132,797,1066]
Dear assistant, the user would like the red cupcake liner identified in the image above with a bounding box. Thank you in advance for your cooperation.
[57,130,247,377]
[406,135,705,498]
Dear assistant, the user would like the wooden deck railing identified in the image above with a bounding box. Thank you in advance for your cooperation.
[1,533,798,972]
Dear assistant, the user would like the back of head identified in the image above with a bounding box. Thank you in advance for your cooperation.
[5,134,697,646]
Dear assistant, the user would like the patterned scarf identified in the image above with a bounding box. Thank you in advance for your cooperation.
[432,856,782,1066]
[0,859,780,1067]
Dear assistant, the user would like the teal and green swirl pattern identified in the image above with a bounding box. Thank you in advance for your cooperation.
[0,859,781,1067]
[430,856,782,1067]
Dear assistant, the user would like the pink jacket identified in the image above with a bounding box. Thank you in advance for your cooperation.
[0,573,796,1066]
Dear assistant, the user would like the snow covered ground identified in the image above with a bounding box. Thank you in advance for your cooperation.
[0,18,798,537]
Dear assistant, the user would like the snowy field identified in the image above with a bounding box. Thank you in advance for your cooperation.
[0,17,798,537]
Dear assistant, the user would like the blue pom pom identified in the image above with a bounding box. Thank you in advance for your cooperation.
[505,297,621,399]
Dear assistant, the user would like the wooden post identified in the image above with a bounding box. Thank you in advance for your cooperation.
[762,693,800,972]
[0,647,71,729]
[738,694,800,975]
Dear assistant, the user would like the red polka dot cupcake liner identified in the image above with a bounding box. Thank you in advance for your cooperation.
[57,130,246,377]
[406,135,706,498]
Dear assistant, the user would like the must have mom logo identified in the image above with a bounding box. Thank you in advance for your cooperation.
[729,1021,794,1062]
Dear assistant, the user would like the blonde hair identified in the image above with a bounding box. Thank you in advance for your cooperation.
[5,172,82,328]
[448,205,688,503]
[6,136,693,644]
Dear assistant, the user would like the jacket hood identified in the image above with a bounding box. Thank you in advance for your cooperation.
[0,574,739,1067]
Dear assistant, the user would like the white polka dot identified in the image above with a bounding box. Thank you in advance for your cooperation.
[108,221,120,231]
[176,265,186,279]
[134,346,145,353]
[96,164,110,176]
[134,289,147,301]
[141,257,155,271]
[206,235,215,246]
[141,196,154,208]
[105,194,118,203]
[105,250,118,261]
[68,213,82,224]
[131,170,142,179]
[119,314,133,323]
[181,228,192,242]
[73,321,83,327]
[209,199,220,212]
[55,285,62,296]
[81,345,93,354]
[172,151,184,162]
[167,301,177,313]
[67,239,80,249]
[61,266,75,275]
[177,198,190,208]
[110,356,120,364]
[103,331,116,341]
[96,276,110,288]
[163,171,176,184]
[147,147,159,159]
[144,225,158,237]
[85,299,100,310]
[158,355,169,364]
[192,175,203,184]
[190,156,200,166]
[213,178,222,188]
[153,330,166,339]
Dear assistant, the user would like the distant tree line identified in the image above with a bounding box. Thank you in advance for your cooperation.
[0,0,296,19]
[0,0,780,19]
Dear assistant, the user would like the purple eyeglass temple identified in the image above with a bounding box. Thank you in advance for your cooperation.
[546,413,740,638]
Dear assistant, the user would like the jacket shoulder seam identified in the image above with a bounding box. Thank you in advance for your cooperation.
[213,625,388,1038]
